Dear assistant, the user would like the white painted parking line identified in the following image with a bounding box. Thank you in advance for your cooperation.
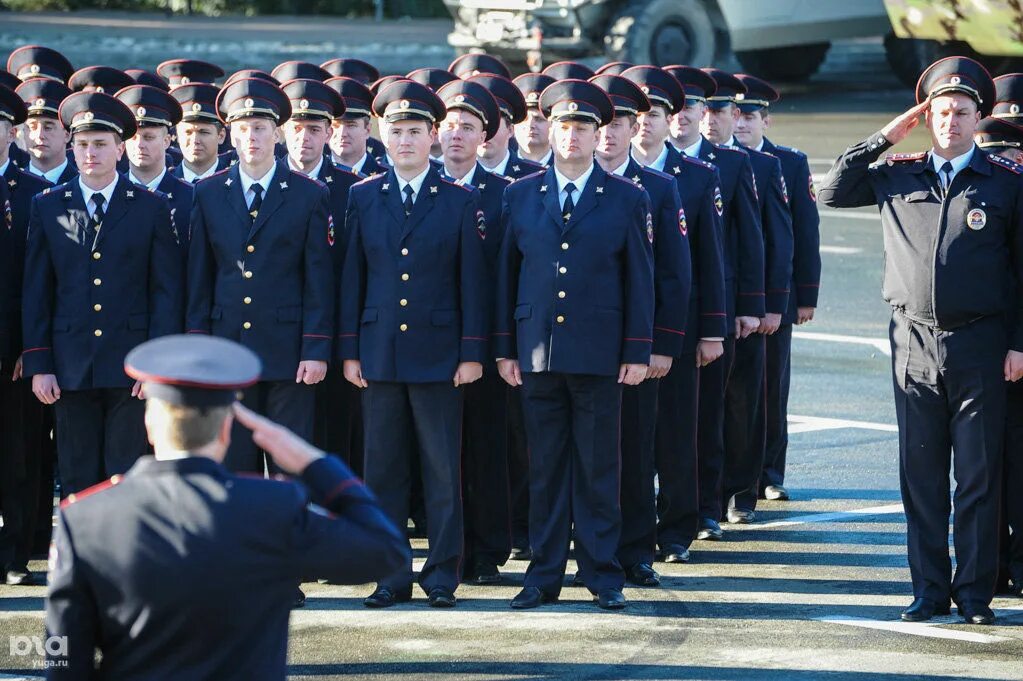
[819,245,863,254]
[792,331,891,356]
[816,612,1023,644]
[787,414,898,434]
[818,209,881,221]
[757,503,904,529]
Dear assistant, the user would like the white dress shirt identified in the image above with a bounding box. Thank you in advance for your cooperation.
[29,157,69,184]
[79,175,119,218]
[239,163,276,209]
[553,163,594,210]
[645,144,670,172]
[395,164,431,204]
[288,155,323,179]
[930,145,975,187]
[181,159,219,184]
[682,137,703,159]
[128,167,167,192]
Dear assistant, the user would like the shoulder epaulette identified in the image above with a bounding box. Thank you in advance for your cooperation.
[684,155,715,170]
[776,144,806,157]
[988,153,1023,174]
[438,176,473,192]
[60,474,124,509]
[886,152,926,164]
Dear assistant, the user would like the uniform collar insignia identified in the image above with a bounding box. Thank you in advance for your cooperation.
[633,174,642,183]
[325,175,333,183]
[381,183,390,191]
[126,189,134,198]
[166,192,173,199]
[478,183,486,190]
[64,190,72,199]
[596,186,604,194]
[708,152,716,160]
[429,185,438,194]
[225,177,233,187]
[280,181,288,190]
[673,166,681,174]
[540,184,548,192]
[7,179,15,188]
[512,165,520,172]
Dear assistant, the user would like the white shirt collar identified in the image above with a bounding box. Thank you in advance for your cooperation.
[485,150,512,177]
[128,167,167,192]
[444,162,477,187]
[721,136,737,149]
[0,157,9,177]
[78,174,119,215]
[288,155,323,179]
[553,163,595,208]
[682,137,703,159]
[239,162,277,205]
[609,155,632,177]
[930,145,975,178]
[642,144,670,172]
[350,152,369,175]
[753,139,765,153]
[181,159,218,183]
[395,163,431,201]
[540,148,553,167]
[30,157,69,184]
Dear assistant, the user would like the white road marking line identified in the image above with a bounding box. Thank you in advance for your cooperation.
[792,331,891,356]
[787,414,898,434]
[816,615,1014,644]
[757,504,904,529]
[819,245,863,254]
[819,209,881,221]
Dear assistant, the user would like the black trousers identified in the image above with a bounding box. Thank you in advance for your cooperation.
[618,376,660,567]
[53,387,146,495]
[507,386,530,550]
[891,312,1005,606]
[722,333,767,515]
[363,380,464,594]
[520,372,624,596]
[697,335,736,520]
[654,353,700,550]
[0,375,52,569]
[227,380,315,474]
[462,370,511,572]
[759,323,794,492]
[313,365,363,476]
[999,372,1023,586]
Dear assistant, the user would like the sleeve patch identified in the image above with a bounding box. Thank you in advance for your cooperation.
[808,173,817,202]
[646,212,654,244]
[327,214,336,247]
[678,207,687,237]
[713,186,724,217]
[779,174,789,205]
[476,209,486,239]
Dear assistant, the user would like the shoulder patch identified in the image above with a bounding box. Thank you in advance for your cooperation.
[987,153,1023,174]
[60,474,124,509]
[886,152,926,164]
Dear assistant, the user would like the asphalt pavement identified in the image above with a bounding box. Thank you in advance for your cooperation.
[1,12,1022,681]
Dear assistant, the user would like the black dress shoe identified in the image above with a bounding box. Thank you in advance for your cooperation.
[5,568,38,586]
[511,586,558,609]
[625,563,660,587]
[292,588,306,609]
[763,485,789,501]
[427,587,457,608]
[958,601,995,625]
[510,545,532,561]
[901,597,951,622]
[660,544,690,563]
[726,509,755,524]
[364,586,412,609]
[595,588,627,610]
[1009,578,1023,597]
[696,518,724,541]
[471,563,502,585]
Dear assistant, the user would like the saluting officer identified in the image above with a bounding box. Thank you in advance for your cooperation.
[115,84,193,257]
[622,65,727,562]
[468,74,544,179]
[495,79,654,611]
[169,83,233,183]
[186,78,334,474]
[325,76,388,178]
[820,56,1023,625]
[45,334,407,681]
[15,77,77,184]
[512,73,555,167]
[340,80,488,609]
[590,73,691,587]
[435,77,513,584]
[22,91,183,496]
[733,73,822,504]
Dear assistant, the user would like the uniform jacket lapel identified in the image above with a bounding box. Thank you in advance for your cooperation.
[59,181,89,248]
[541,166,562,228]
[379,168,405,227]
[248,161,288,241]
[93,175,132,250]
[222,164,249,227]
[401,165,442,241]
[562,164,607,236]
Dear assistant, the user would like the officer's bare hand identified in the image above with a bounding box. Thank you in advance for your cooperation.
[1005,350,1023,382]
[880,100,929,146]
[453,361,483,387]
[758,313,782,335]
[796,307,816,325]
[618,363,648,385]
[497,359,522,387]
[343,360,368,388]
[696,340,724,367]
[735,316,760,339]
[32,374,60,404]
[11,354,22,381]
[296,360,328,385]
[131,380,145,400]
[647,354,673,379]
[232,403,324,475]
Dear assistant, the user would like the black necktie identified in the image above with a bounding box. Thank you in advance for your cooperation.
[249,184,264,223]
[940,161,954,193]
[85,193,105,248]
[562,182,577,224]
[403,184,414,218]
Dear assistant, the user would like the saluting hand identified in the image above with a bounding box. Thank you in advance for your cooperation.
[232,403,324,475]
[453,361,483,387]
[880,100,929,147]
[343,359,369,388]
[618,363,648,385]
[296,360,328,385]
[1005,350,1023,382]
[497,359,522,387]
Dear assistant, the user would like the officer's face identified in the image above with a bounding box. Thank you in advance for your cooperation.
[25,116,70,164]
[597,114,639,162]
[71,130,123,181]
[176,121,225,166]
[735,110,769,147]
[478,116,512,161]
[386,119,435,173]
[440,109,486,165]
[284,118,331,165]
[125,126,171,173]
[0,121,12,163]
[552,119,598,164]
[233,116,279,166]
[927,94,981,155]
[330,116,369,158]
[515,109,550,150]
[635,105,671,148]
[670,101,704,143]
[701,103,738,144]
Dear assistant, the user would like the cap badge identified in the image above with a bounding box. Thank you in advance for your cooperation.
[34,98,45,108]
[454,95,466,103]
[950,76,961,85]
[181,76,191,85]
[30,64,40,75]
[568,102,579,112]
[641,86,649,94]
[400,99,410,109]
[136,106,147,117]
[967,208,987,230]
[1012,104,1021,115]
[192,103,202,113]
[244,98,254,108]
[82,112,94,122]
[299,99,309,110]
[735,93,744,101]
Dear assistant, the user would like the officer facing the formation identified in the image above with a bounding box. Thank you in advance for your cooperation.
[590,73,691,587]
[186,77,335,475]
[45,335,408,680]
[22,91,183,495]
[15,77,77,184]
[170,82,232,183]
[495,79,654,611]
[340,80,488,609]
[467,73,544,179]
[325,76,388,177]
[435,77,514,584]
[820,56,1023,625]
[733,73,822,505]
[512,73,555,167]
[115,84,193,257]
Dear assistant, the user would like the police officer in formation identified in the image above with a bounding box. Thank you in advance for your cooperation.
[821,56,1023,625]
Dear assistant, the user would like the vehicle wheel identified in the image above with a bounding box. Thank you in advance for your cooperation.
[735,43,830,83]
[605,0,717,67]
